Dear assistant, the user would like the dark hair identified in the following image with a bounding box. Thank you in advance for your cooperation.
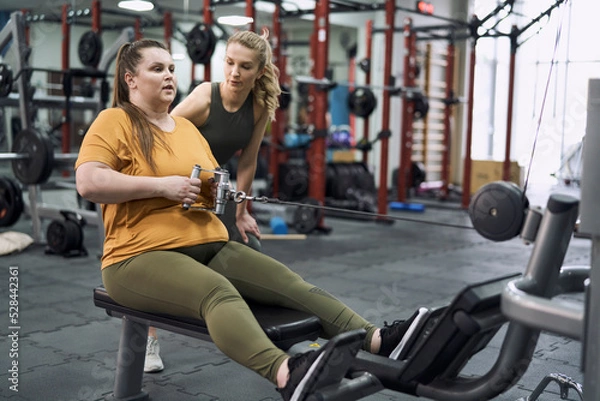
[226,29,281,121]
[112,39,171,172]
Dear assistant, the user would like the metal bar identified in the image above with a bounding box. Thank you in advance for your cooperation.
[0,153,27,160]
[113,318,148,399]
[580,78,600,401]
[269,0,284,198]
[441,41,455,198]
[307,0,329,212]
[134,17,143,40]
[421,43,431,168]
[203,0,213,82]
[501,193,581,339]
[362,19,373,166]
[0,93,101,110]
[503,276,584,339]
[0,151,78,162]
[164,11,172,52]
[295,75,408,93]
[26,203,102,227]
[461,38,477,209]
[397,18,414,202]
[503,26,518,182]
[375,0,394,218]
[516,0,565,41]
[246,0,255,32]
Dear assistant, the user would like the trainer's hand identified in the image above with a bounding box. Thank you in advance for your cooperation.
[160,175,201,205]
[236,212,261,243]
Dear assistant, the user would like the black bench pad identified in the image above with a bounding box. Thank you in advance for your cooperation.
[94,286,321,350]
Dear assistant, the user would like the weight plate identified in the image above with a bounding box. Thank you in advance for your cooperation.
[0,177,23,227]
[358,58,370,74]
[348,87,377,118]
[5,176,24,222]
[11,128,54,185]
[78,31,103,68]
[293,197,323,234]
[186,24,217,64]
[279,84,291,110]
[0,63,13,98]
[468,181,528,242]
[412,93,429,120]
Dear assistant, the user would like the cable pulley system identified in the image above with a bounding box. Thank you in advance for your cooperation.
[180,165,544,239]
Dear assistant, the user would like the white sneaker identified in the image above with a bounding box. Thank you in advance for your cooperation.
[144,336,164,373]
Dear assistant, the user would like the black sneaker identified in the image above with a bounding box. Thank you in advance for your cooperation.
[379,307,430,360]
[277,349,326,401]
[277,329,365,401]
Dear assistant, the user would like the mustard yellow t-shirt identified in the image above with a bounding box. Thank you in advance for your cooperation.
[75,108,229,268]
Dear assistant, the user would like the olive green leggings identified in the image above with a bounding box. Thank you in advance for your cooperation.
[102,241,377,384]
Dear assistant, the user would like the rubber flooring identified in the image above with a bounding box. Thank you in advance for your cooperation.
[0,181,589,401]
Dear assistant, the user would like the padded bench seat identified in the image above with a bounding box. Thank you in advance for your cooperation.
[94,286,322,350]
[94,286,323,401]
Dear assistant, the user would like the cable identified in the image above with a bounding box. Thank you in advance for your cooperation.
[522,0,570,197]
[248,196,475,231]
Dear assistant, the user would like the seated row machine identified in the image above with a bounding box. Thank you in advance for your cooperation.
[94,188,589,400]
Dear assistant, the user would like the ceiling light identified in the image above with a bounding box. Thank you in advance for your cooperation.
[217,15,254,26]
[118,1,154,12]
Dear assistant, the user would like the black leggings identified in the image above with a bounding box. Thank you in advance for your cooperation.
[102,241,376,383]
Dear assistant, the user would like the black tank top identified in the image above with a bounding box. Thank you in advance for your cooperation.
[199,82,254,165]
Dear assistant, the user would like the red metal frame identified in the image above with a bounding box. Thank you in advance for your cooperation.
[348,49,355,145]
[362,19,373,166]
[92,0,101,34]
[61,4,70,157]
[397,18,417,202]
[246,0,255,32]
[20,9,30,44]
[461,38,477,209]
[375,0,395,216]
[441,41,455,199]
[308,0,330,209]
[269,1,284,197]
[164,11,172,52]
[134,17,142,40]
[202,0,212,82]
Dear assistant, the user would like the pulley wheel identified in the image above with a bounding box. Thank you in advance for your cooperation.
[293,198,323,234]
[46,218,83,255]
[0,176,23,227]
[468,181,529,242]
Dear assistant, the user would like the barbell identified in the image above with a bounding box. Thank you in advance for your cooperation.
[294,75,446,119]
[2,128,78,185]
